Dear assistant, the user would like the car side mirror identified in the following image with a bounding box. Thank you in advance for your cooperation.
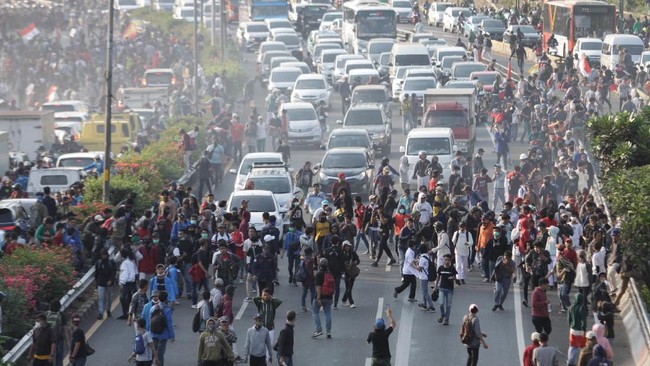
[336,119,343,124]
[229,168,236,174]
[399,146,405,153]
[279,207,288,214]
[320,144,326,150]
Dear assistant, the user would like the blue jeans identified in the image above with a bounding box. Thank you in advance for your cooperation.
[333,273,342,306]
[97,285,113,316]
[368,230,379,256]
[312,298,332,333]
[559,283,572,310]
[494,278,512,306]
[153,338,167,366]
[277,353,293,366]
[398,247,407,275]
[182,263,192,298]
[439,288,454,321]
[55,338,65,366]
[420,279,434,309]
[192,277,209,305]
[302,284,316,308]
[354,230,370,252]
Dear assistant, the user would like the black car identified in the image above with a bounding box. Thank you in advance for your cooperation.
[478,19,506,41]
[503,25,541,48]
[315,147,375,197]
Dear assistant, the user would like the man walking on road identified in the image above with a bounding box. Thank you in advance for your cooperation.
[463,304,488,366]
[532,332,559,366]
[150,291,175,366]
[253,289,282,349]
[436,254,458,325]
[367,308,397,366]
[393,240,418,302]
[312,258,334,338]
[491,250,517,311]
[243,314,274,366]
[276,311,296,366]
[531,278,552,335]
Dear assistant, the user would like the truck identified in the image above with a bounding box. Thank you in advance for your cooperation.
[0,111,55,158]
[121,87,168,109]
[77,113,140,152]
[421,88,477,155]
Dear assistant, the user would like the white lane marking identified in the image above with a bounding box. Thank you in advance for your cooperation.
[235,300,249,320]
[485,123,496,147]
[376,297,384,320]
[365,358,373,366]
[394,300,415,366]
[385,263,391,272]
[66,297,121,365]
[514,284,526,363]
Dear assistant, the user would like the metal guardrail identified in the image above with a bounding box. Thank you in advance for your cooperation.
[1,247,115,364]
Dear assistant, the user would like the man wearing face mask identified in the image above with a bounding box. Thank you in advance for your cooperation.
[243,314,274,365]
[148,264,177,306]
[137,238,160,280]
[244,229,262,301]
[29,313,56,366]
[254,245,277,295]
[198,318,235,366]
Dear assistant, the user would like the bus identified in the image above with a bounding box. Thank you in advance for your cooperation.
[342,0,396,55]
[248,0,289,21]
[542,0,616,58]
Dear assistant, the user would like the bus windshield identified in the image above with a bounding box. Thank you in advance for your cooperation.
[356,10,396,39]
[574,10,615,39]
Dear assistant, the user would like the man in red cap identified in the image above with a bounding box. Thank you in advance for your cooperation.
[331,173,350,199]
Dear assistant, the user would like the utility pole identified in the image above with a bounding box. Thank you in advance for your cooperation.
[193,0,199,114]
[220,0,226,58]
[211,0,217,46]
[103,0,115,204]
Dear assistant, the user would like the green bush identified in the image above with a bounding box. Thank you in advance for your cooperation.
[84,173,151,214]
[0,286,31,339]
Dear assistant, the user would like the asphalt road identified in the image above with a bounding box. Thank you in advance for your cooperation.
[76,19,634,366]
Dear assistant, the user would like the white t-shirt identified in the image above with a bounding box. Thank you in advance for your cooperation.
[402,248,417,276]
[417,255,430,281]
[135,331,154,361]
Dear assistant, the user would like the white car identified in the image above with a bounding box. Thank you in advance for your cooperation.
[240,162,303,212]
[392,66,429,99]
[41,100,88,114]
[318,49,347,82]
[283,102,322,146]
[256,41,288,63]
[265,19,293,31]
[268,66,303,93]
[237,21,270,51]
[400,76,437,100]
[280,61,311,75]
[115,0,145,11]
[390,0,413,23]
[273,33,302,53]
[574,38,602,66]
[229,152,286,191]
[463,15,490,37]
[312,42,343,65]
[319,11,343,31]
[366,38,396,64]
[173,6,195,21]
[291,74,331,107]
[450,61,486,81]
[333,54,365,86]
[427,2,453,27]
[226,190,287,237]
[442,7,471,33]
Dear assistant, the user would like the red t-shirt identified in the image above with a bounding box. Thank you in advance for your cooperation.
[231,122,244,142]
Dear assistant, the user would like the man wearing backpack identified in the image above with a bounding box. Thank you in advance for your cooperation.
[149,291,175,366]
[46,300,69,366]
[129,318,159,366]
[312,258,334,338]
[452,222,473,285]
[197,318,235,366]
[462,304,488,366]
[95,248,116,320]
[300,247,316,313]
[393,240,418,302]
[324,240,345,309]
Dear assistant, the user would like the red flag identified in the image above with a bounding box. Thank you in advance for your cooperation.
[506,61,512,80]
[19,23,39,42]
[582,54,591,75]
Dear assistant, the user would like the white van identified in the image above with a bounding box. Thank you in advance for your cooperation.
[399,127,456,186]
[27,168,85,196]
[600,34,645,70]
[427,2,453,27]
[389,43,431,80]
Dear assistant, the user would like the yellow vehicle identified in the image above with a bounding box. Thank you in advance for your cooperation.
[78,113,140,152]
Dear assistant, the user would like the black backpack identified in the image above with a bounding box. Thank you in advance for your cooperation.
[422,255,437,282]
[150,305,167,334]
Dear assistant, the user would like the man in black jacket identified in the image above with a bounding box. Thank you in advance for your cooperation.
[324,241,345,309]
[95,248,116,320]
[276,311,295,366]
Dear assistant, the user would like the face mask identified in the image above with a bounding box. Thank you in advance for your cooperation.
[201,233,208,239]
[494,232,501,238]
[153,239,160,244]
[398,209,405,214]
[190,220,197,225]
[289,227,294,232]
[255,324,262,330]
[207,324,216,332]
[35,322,42,328]
[250,235,258,241]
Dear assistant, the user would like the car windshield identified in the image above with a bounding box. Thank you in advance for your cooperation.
[406,137,451,155]
[287,108,317,120]
[425,110,468,127]
[345,109,382,125]
[441,57,462,68]
[337,57,362,68]
[323,153,367,169]
[403,79,436,90]
[395,54,430,67]
[323,13,342,21]
[42,104,75,113]
[269,21,291,29]
[271,71,302,83]
[369,42,394,54]
[261,44,286,53]
[58,158,94,168]
[233,195,276,212]
[470,17,486,24]
[329,134,371,149]
[315,44,341,58]
[276,35,300,46]
[351,89,387,103]
[247,24,269,33]
[513,25,536,34]
[180,8,194,17]
[379,53,390,65]
[295,79,326,90]
[240,158,283,174]
[248,177,291,193]
[471,73,498,85]
[346,63,373,72]
[145,73,173,85]
[580,42,602,51]
[453,64,485,77]
[323,52,344,63]
[482,20,503,28]
[393,1,410,7]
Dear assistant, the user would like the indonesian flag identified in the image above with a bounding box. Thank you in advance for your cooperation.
[506,61,512,80]
[19,23,39,42]
[46,85,58,103]
[582,54,591,75]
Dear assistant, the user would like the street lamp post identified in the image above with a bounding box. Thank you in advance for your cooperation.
[103,0,115,204]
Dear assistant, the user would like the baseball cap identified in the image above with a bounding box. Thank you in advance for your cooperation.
[264,234,275,242]
[531,332,541,342]
[322,199,330,206]
[94,215,105,221]
[220,316,230,323]
[494,164,501,168]
[214,278,224,286]
[151,290,160,297]
[342,240,351,247]
[253,313,263,320]
[519,153,528,160]
[375,318,385,329]
[586,331,597,339]
[469,304,479,312]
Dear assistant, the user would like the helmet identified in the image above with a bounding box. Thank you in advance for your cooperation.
[434,221,444,231]
[381,157,389,165]
[12,184,21,190]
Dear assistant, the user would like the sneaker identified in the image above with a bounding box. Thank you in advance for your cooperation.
[455,279,461,286]
[106,311,112,318]
[326,334,332,339]
[244,297,252,302]
[548,304,552,313]
[443,319,449,326]
[407,298,417,302]
[418,303,427,309]
[292,282,298,288]
[498,305,504,311]
[350,304,356,309]
[469,265,474,272]
[428,307,436,313]
[482,278,490,283]
[461,279,466,285]
[437,317,443,324]
[302,306,308,312]
[370,256,376,260]
[239,279,244,283]
[312,331,323,338]
[559,308,567,314]
[492,305,498,311]
[388,259,397,265]
[363,250,369,255]
[97,314,103,320]
[370,262,378,267]
[333,304,338,310]
[252,290,257,294]
[393,289,398,298]
[273,280,280,285]
[522,300,528,307]
[117,315,128,320]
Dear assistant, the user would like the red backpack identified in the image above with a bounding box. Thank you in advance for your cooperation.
[321,272,335,296]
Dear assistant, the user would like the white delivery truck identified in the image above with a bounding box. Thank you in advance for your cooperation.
[0,111,55,158]
[121,87,169,109]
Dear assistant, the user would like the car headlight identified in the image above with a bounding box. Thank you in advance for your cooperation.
[352,172,365,180]
[319,171,329,180]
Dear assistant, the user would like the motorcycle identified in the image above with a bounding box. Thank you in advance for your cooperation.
[411,11,420,25]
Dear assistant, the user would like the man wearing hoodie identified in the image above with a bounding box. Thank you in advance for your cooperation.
[591,323,613,359]
[276,311,296,366]
[587,345,612,366]
[197,318,235,365]
[568,293,587,366]
[148,264,177,305]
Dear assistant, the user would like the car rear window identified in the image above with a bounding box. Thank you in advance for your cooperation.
[40,175,70,186]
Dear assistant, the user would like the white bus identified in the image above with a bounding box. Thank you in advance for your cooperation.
[342,0,396,55]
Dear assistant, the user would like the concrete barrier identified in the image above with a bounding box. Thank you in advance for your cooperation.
[619,279,650,365]
[491,40,536,62]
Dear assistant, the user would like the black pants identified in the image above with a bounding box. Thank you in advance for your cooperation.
[233,141,243,163]
[249,355,267,366]
[375,236,395,262]
[197,177,212,198]
[466,347,480,366]
[532,316,552,335]
[120,281,137,317]
[522,272,531,302]
[395,274,417,300]
[257,280,274,295]
[342,275,356,305]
